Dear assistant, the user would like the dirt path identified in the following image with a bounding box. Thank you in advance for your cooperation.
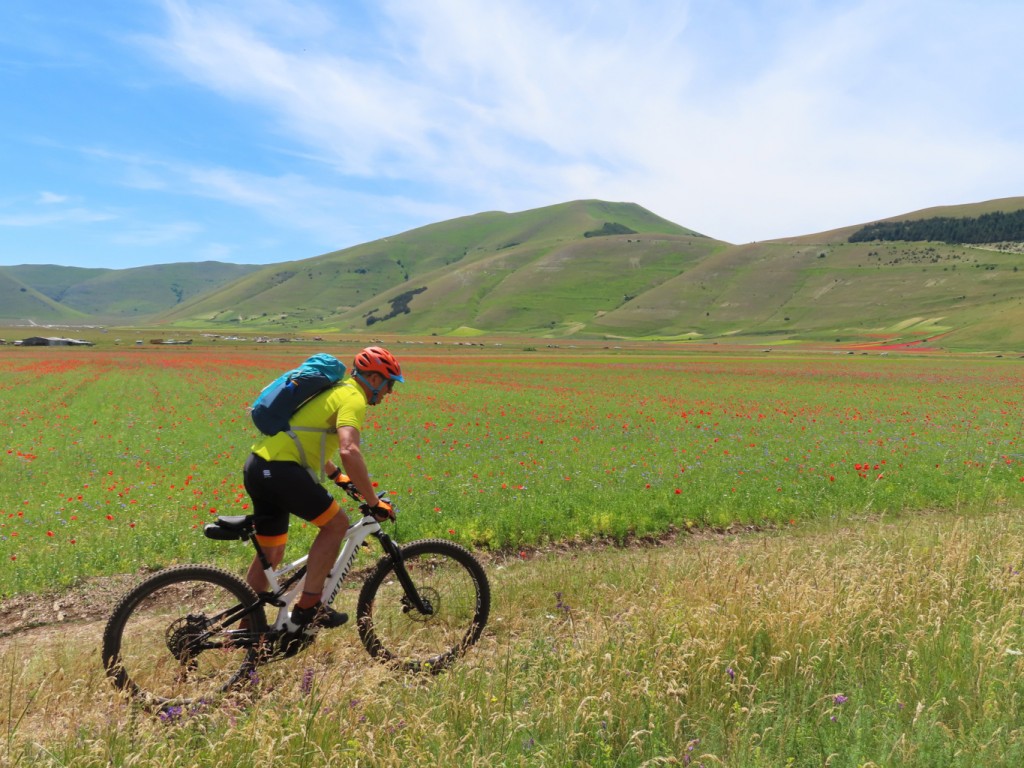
[0,572,144,643]
[0,525,719,646]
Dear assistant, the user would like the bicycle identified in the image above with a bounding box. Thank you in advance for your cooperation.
[102,479,490,708]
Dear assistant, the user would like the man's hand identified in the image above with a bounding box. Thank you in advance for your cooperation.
[366,497,395,522]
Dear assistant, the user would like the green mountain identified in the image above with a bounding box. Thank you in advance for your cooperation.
[601,196,1024,348]
[0,269,91,325]
[4,197,1024,350]
[0,262,261,322]
[155,200,713,334]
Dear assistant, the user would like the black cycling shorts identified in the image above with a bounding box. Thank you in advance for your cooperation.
[242,453,339,546]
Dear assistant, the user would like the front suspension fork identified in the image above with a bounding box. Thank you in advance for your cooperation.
[375,532,434,616]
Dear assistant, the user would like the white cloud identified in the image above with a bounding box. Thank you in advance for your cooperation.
[133,0,1024,244]
[149,0,435,177]
[37,191,69,204]
[0,207,116,227]
[70,140,459,259]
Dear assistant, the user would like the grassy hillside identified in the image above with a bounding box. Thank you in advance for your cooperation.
[0,269,91,325]
[156,196,1024,346]
[782,196,1024,245]
[156,200,711,332]
[759,196,1024,348]
[0,262,260,323]
[323,232,724,336]
[6,196,1024,349]
[1,265,111,300]
[594,237,1024,347]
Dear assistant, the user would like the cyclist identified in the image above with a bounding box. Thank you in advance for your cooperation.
[241,345,404,628]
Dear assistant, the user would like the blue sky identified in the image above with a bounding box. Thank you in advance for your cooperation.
[2,0,1023,270]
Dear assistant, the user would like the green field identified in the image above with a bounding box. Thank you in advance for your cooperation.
[4,344,1024,766]
[4,344,1024,595]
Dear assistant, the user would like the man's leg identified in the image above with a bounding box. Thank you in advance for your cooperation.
[296,512,349,608]
[246,544,285,593]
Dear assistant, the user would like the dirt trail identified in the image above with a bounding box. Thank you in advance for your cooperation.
[0,526,713,647]
[0,572,143,645]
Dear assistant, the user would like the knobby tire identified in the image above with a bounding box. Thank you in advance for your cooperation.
[102,564,267,707]
[356,538,490,673]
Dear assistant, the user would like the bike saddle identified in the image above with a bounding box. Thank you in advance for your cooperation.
[203,515,255,541]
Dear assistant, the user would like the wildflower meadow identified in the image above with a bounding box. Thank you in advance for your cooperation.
[5,343,1024,766]
[3,344,1024,596]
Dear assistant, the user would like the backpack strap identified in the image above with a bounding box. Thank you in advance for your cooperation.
[287,426,333,482]
[285,381,344,482]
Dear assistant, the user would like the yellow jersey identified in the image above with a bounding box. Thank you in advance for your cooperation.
[251,378,368,471]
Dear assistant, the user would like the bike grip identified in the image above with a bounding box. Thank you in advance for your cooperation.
[362,501,395,521]
[334,477,357,493]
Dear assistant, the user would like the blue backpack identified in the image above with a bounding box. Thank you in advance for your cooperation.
[250,353,347,477]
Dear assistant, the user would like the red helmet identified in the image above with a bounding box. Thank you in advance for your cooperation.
[353,346,404,382]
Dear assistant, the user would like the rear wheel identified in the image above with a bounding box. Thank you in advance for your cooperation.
[102,565,267,707]
[356,539,490,672]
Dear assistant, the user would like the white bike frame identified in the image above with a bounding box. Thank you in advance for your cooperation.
[262,513,382,633]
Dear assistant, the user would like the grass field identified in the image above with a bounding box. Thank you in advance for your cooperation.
[3,344,1024,595]
[5,507,1024,766]
[3,344,1024,765]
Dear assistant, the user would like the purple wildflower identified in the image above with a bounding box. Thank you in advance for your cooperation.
[158,705,183,723]
[554,592,571,613]
[301,667,315,695]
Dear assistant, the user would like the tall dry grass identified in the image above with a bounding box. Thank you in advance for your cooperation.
[5,507,1024,766]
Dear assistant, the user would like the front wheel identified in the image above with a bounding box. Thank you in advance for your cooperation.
[102,565,268,707]
[357,539,490,673]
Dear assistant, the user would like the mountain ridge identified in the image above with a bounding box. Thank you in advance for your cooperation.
[3,197,1024,349]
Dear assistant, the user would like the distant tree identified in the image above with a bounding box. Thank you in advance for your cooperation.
[849,210,1024,244]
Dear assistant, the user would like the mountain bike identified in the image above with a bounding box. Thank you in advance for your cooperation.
[101,480,490,708]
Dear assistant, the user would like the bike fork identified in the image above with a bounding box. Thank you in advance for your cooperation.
[375,532,434,616]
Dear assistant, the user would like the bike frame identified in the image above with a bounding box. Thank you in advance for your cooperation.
[245,512,431,635]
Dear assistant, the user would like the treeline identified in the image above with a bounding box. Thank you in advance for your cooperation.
[849,209,1024,244]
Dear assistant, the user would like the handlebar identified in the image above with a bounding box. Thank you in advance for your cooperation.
[333,475,396,522]
[333,476,361,501]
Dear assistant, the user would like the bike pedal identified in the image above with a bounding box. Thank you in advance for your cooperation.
[259,591,287,608]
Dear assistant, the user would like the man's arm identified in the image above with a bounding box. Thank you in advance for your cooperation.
[332,425,380,507]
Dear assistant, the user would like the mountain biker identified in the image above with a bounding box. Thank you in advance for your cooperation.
[241,345,404,629]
